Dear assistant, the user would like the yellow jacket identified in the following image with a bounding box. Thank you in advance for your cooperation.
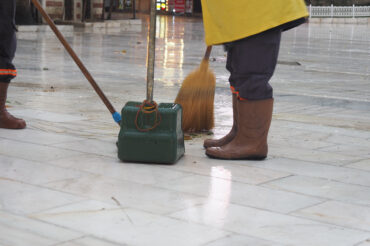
[201,0,308,46]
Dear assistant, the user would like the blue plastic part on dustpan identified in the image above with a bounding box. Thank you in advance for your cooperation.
[112,112,122,124]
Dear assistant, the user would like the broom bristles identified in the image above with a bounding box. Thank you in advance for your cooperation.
[175,59,216,132]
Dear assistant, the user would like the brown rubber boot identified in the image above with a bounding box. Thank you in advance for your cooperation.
[206,98,273,160]
[0,83,26,129]
[203,93,238,148]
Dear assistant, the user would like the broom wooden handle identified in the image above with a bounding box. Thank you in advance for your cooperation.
[204,46,212,61]
[30,0,121,124]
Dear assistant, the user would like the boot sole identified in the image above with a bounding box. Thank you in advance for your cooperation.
[206,152,267,161]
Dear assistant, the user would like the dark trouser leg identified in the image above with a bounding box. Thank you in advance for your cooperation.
[0,11,26,129]
[0,6,17,84]
[228,28,282,100]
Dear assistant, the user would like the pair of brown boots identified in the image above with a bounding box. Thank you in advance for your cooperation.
[204,94,273,160]
[0,83,26,129]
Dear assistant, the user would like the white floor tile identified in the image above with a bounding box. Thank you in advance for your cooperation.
[44,174,207,215]
[269,146,363,165]
[264,175,370,206]
[0,223,57,246]
[170,202,370,246]
[9,109,86,122]
[52,139,117,158]
[165,150,291,185]
[293,201,370,232]
[31,201,229,246]
[0,139,83,162]
[0,128,84,145]
[247,157,370,187]
[204,234,283,246]
[319,144,370,158]
[48,154,191,185]
[153,174,323,214]
[325,135,370,148]
[357,239,370,246]
[0,155,87,185]
[0,179,85,215]
[56,236,124,246]
[347,159,370,171]
[0,211,82,245]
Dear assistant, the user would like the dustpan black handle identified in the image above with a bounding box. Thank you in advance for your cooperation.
[146,0,157,103]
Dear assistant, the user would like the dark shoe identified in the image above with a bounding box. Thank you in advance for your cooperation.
[0,109,26,129]
[0,83,26,129]
[204,94,238,148]
[206,98,273,160]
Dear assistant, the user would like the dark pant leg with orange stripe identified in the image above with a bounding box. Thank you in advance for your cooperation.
[226,28,282,100]
[0,0,18,83]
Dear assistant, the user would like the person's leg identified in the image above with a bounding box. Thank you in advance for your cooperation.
[0,2,26,129]
[203,93,238,148]
[230,28,281,101]
[206,28,281,160]
[204,48,238,148]
[206,98,273,160]
[0,83,26,129]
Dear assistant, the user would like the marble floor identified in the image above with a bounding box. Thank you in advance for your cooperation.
[1,16,370,246]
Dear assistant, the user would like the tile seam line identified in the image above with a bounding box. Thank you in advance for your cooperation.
[26,201,242,242]
[202,232,282,246]
[270,118,370,134]
[0,156,107,186]
[249,156,370,178]
[147,173,327,203]
[39,170,328,211]
[286,199,329,214]
[44,143,117,159]
[158,165,292,186]
[0,138,91,157]
[288,212,370,234]
[354,238,370,246]
[0,211,85,242]
[0,177,94,208]
[1,134,91,146]
[260,172,370,189]
[37,177,326,225]
[162,197,328,223]
[24,198,94,217]
[343,157,370,167]
[269,153,364,168]
[167,208,370,244]
[1,143,369,189]
[0,222,61,244]
[50,235,87,246]
[41,154,295,188]
[162,214,279,245]
[260,177,370,203]
[256,174,295,186]
[314,143,370,153]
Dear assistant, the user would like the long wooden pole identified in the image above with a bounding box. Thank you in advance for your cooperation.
[30,0,121,124]
[146,0,157,102]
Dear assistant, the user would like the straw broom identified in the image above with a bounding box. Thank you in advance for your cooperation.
[175,46,215,132]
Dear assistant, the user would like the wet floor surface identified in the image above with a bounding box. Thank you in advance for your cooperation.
[1,16,370,245]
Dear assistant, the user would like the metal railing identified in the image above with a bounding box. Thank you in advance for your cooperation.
[308,5,370,18]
